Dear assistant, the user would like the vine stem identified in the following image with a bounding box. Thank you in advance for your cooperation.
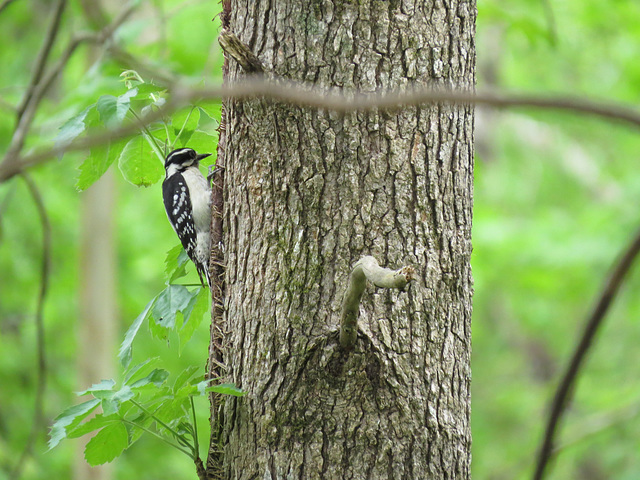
[120,418,192,458]
[130,399,193,456]
[190,397,200,456]
[129,108,166,161]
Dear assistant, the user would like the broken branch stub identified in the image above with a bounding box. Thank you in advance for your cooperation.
[340,256,415,350]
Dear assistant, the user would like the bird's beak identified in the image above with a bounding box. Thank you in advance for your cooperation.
[196,153,212,162]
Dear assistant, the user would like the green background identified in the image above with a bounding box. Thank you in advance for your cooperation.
[1,0,639,478]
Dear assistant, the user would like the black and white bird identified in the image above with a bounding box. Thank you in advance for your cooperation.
[162,147,212,288]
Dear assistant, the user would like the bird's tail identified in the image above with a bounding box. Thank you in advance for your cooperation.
[196,261,211,290]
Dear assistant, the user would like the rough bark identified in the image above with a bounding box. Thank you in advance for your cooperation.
[207,1,231,475]
[218,1,475,478]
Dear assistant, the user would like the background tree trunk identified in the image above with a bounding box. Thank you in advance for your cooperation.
[76,172,116,480]
[217,1,475,478]
[75,3,118,477]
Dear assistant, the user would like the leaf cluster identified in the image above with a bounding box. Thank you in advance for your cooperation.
[49,244,243,466]
[56,77,219,192]
[49,360,243,466]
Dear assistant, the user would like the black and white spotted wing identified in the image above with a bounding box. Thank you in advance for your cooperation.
[162,172,199,270]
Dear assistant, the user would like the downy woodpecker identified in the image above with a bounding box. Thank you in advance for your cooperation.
[162,147,212,288]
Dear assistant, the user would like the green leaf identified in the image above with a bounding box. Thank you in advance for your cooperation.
[48,398,101,450]
[126,410,154,445]
[153,396,189,426]
[113,385,134,402]
[176,421,195,438]
[207,383,246,397]
[197,106,219,129]
[179,287,210,354]
[133,83,166,98]
[151,285,196,331]
[95,96,122,127]
[96,88,137,127]
[119,297,156,368]
[141,95,167,117]
[118,136,164,187]
[173,365,200,391]
[175,382,199,398]
[186,130,217,168]
[84,423,129,465]
[77,379,116,396]
[55,106,93,151]
[102,386,134,416]
[76,138,126,191]
[198,102,221,123]
[164,244,189,283]
[172,107,200,148]
[123,358,154,384]
[129,368,170,389]
[67,414,120,439]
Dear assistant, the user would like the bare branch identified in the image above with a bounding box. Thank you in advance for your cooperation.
[0,0,18,15]
[340,256,415,350]
[218,30,264,73]
[108,45,178,85]
[10,174,51,480]
[2,77,640,183]
[553,401,640,455]
[16,0,68,120]
[3,2,136,162]
[533,226,640,480]
[0,95,15,113]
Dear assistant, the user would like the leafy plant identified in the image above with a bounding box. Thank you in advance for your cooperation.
[50,233,242,469]
[49,361,244,466]
[56,70,219,192]
[48,73,236,472]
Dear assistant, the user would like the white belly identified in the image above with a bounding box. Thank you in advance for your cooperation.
[182,167,212,262]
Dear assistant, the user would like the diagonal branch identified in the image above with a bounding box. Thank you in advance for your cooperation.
[10,174,51,480]
[16,0,68,120]
[0,0,18,15]
[3,2,136,163]
[533,227,640,480]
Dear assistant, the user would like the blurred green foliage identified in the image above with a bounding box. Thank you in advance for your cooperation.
[474,0,640,478]
[1,0,640,479]
[0,1,224,478]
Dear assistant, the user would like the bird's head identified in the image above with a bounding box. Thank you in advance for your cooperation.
[164,148,211,172]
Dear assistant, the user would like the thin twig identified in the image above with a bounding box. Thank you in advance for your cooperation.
[2,77,640,183]
[130,399,192,450]
[16,0,68,120]
[552,401,640,455]
[0,95,16,112]
[108,45,177,85]
[120,418,192,457]
[540,0,558,46]
[10,174,51,480]
[190,397,207,480]
[533,227,640,480]
[3,2,136,162]
[0,0,18,15]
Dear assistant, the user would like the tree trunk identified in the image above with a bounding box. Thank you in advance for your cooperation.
[215,1,475,478]
[76,172,116,480]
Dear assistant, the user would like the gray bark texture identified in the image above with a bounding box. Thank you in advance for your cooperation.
[218,1,475,478]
